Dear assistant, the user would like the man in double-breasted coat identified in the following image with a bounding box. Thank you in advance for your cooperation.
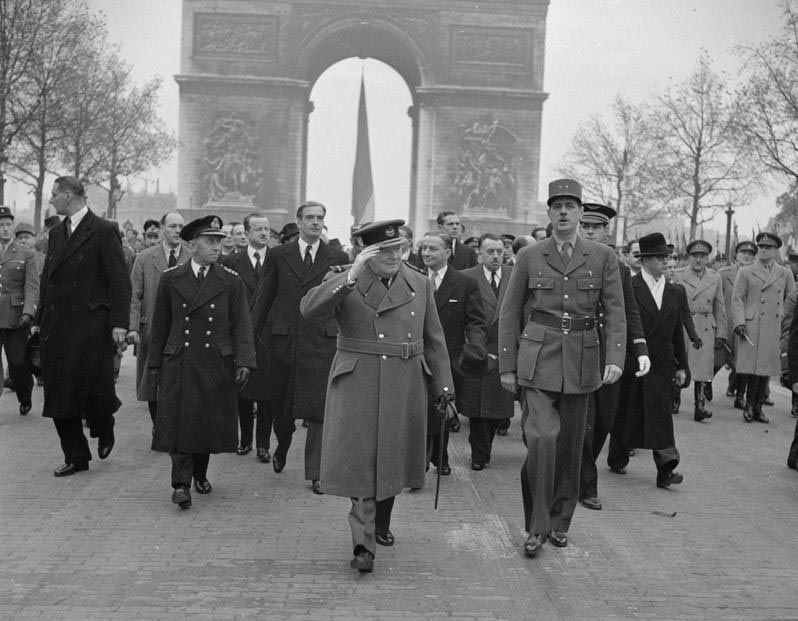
[460,234,515,470]
[732,232,795,423]
[300,220,453,573]
[677,240,727,422]
[35,176,131,477]
[0,207,39,415]
[128,212,188,425]
[499,179,626,558]
[250,201,349,491]
[148,216,255,509]
[618,233,689,488]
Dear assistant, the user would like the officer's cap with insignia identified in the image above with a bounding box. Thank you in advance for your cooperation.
[735,240,757,254]
[581,202,616,225]
[180,215,226,241]
[547,178,582,206]
[352,219,407,249]
[0,205,14,221]
[686,240,712,255]
[755,231,782,248]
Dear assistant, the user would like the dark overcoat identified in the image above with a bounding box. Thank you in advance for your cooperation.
[250,240,349,418]
[300,264,453,500]
[623,275,689,450]
[36,210,131,419]
[459,264,514,419]
[148,262,256,454]
[129,244,189,400]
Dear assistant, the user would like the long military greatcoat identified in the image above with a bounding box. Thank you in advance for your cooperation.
[300,263,453,500]
[129,244,189,401]
[459,264,514,419]
[732,260,795,376]
[677,268,727,381]
[148,262,256,454]
[36,210,131,420]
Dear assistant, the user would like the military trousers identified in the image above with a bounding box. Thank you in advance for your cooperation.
[520,388,589,536]
[0,326,33,403]
[170,452,210,488]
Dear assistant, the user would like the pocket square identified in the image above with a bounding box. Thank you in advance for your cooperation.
[448,299,459,303]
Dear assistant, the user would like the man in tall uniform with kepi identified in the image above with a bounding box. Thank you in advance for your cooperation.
[250,201,349,493]
[148,215,255,509]
[35,176,131,477]
[499,179,626,558]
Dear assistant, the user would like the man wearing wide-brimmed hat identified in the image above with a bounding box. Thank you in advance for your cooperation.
[301,219,453,573]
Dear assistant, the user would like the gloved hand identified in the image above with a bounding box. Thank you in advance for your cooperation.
[18,313,32,329]
[734,325,748,339]
[715,337,727,350]
[433,393,456,420]
[692,338,703,350]
[235,366,250,389]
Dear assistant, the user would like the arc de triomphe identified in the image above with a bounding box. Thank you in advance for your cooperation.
[176,0,549,236]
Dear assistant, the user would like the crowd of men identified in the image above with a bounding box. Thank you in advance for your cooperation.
[5,174,798,574]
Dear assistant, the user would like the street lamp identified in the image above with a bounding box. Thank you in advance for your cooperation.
[725,203,734,261]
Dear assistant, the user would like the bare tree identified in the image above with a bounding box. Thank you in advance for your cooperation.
[650,53,761,239]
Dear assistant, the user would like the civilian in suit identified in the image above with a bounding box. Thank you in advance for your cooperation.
[460,234,515,469]
[222,212,272,461]
[250,202,349,493]
[731,232,795,423]
[436,211,477,270]
[35,176,131,477]
[499,179,626,558]
[577,204,649,511]
[615,233,688,488]
[128,212,188,426]
[419,232,487,475]
[786,293,798,469]
[0,207,39,415]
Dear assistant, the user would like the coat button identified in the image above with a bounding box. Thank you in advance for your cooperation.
[564,294,569,299]
[184,316,189,321]
[564,276,568,281]
[378,334,384,339]
[184,342,189,347]
[205,343,210,348]
[376,313,380,317]
[208,317,213,322]
[182,303,186,308]
[210,304,215,309]
[381,355,387,360]
[184,330,189,335]
[408,333,412,338]
[410,311,415,317]
[206,330,211,335]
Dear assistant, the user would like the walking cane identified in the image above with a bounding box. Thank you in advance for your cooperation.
[434,397,457,510]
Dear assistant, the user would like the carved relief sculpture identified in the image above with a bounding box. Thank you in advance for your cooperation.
[452,116,519,214]
[201,114,262,204]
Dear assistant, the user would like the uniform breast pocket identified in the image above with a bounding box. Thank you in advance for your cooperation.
[528,277,554,291]
[577,278,602,304]
[516,323,546,381]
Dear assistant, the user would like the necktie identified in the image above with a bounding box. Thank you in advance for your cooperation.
[490,272,499,297]
[197,265,206,282]
[381,277,391,289]
[168,249,177,267]
[253,251,261,272]
[303,246,313,271]
[65,219,72,239]
[561,241,572,265]
[430,270,438,291]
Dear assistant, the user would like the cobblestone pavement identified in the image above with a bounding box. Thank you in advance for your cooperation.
[1,355,798,620]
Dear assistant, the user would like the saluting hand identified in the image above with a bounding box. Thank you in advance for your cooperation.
[349,244,381,281]
[235,366,250,389]
[602,364,622,385]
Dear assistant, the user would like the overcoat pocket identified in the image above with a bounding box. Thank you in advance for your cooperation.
[330,357,358,381]
[580,334,600,387]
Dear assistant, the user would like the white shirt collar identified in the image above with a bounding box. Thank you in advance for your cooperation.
[163,242,181,261]
[640,268,665,309]
[298,238,319,259]
[69,205,89,230]
[483,265,500,282]
[429,264,448,279]
[190,259,209,278]
[248,245,266,263]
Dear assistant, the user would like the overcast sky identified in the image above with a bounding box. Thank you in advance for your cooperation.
[12,0,786,242]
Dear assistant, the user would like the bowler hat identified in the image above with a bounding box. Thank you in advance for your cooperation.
[581,202,616,225]
[180,215,226,241]
[279,222,299,244]
[352,219,407,249]
[686,240,712,255]
[638,232,670,257]
[547,178,582,206]
[755,232,782,248]
[452,342,497,378]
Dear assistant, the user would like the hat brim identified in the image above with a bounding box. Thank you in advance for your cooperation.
[547,194,581,206]
[452,355,498,378]
[367,237,408,249]
[191,230,228,239]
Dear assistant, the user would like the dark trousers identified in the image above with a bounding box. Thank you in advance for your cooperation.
[305,420,323,480]
[744,374,769,405]
[607,441,679,475]
[170,452,210,488]
[788,418,798,465]
[272,413,297,461]
[426,432,449,470]
[53,418,92,464]
[468,417,503,464]
[349,496,396,556]
[580,380,621,500]
[147,401,157,425]
[256,401,274,450]
[0,326,33,403]
[520,388,589,535]
[237,399,255,447]
[238,399,275,449]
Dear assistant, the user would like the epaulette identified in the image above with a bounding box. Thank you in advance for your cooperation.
[403,260,425,275]
[222,265,239,276]
[329,264,353,273]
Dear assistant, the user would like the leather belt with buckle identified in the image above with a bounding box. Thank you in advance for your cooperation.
[529,310,596,333]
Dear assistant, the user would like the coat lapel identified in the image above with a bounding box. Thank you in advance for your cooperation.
[303,241,333,285]
[49,209,96,274]
[282,240,305,281]
[171,263,198,305]
[541,237,566,274]
[563,237,588,276]
[633,274,659,328]
[435,268,457,311]
[376,269,416,313]
[357,268,387,310]
[188,263,226,313]
[474,269,498,320]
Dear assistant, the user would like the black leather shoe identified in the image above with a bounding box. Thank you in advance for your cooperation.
[19,400,31,415]
[694,408,712,422]
[656,470,683,488]
[743,404,754,422]
[753,410,769,423]
[471,462,485,471]
[438,464,451,476]
[580,497,602,510]
[376,530,395,547]
[763,397,774,406]
[236,445,252,456]
[98,429,115,460]
[272,455,285,473]
[791,406,798,418]
[609,465,626,475]
[311,480,324,495]
[548,530,568,547]
[172,486,191,509]
[726,387,735,397]
[257,448,271,463]
[193,478,212,494]
[53,462,88,477]
[523,533,544,558]
[350,549,374,572]
[734,397,745,409]
[788,460,797,471]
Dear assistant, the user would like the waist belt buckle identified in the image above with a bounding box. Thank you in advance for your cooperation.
[561,314,572,334]
[401,342,411,359]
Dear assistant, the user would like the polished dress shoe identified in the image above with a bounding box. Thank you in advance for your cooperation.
[311,480,324,495]
[53,462,88,477]
[523,533,544,558]
[236,445,252,456]
[753,410,769,423]
[548,530,568,547]
[19,400,31,415]
[272,455,285,473]
[609,465,626,475]
[791,405,798,418]
[471,462,485,471]
[376,530,395,547]
[194,478,212,494]
[763,397,774,406]
[98,430,115,460]
[257,448,271,463]
[580,497,602,511]
[656,470,683,488]
[743,403,754,422]
[438,464,451,476]
[788,460,797,471]
[694,408,712,422]
[350,549,374,573]
[172,486,192,509]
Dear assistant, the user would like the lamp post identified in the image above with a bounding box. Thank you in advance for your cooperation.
[725,203,734,261]
[0,154,6,205]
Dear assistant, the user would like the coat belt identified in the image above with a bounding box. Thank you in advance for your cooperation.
[528,309,596,332]
[337,336,424,359]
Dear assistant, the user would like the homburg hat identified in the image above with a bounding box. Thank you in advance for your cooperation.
[638,232,670,257]
[452,342,497,378]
